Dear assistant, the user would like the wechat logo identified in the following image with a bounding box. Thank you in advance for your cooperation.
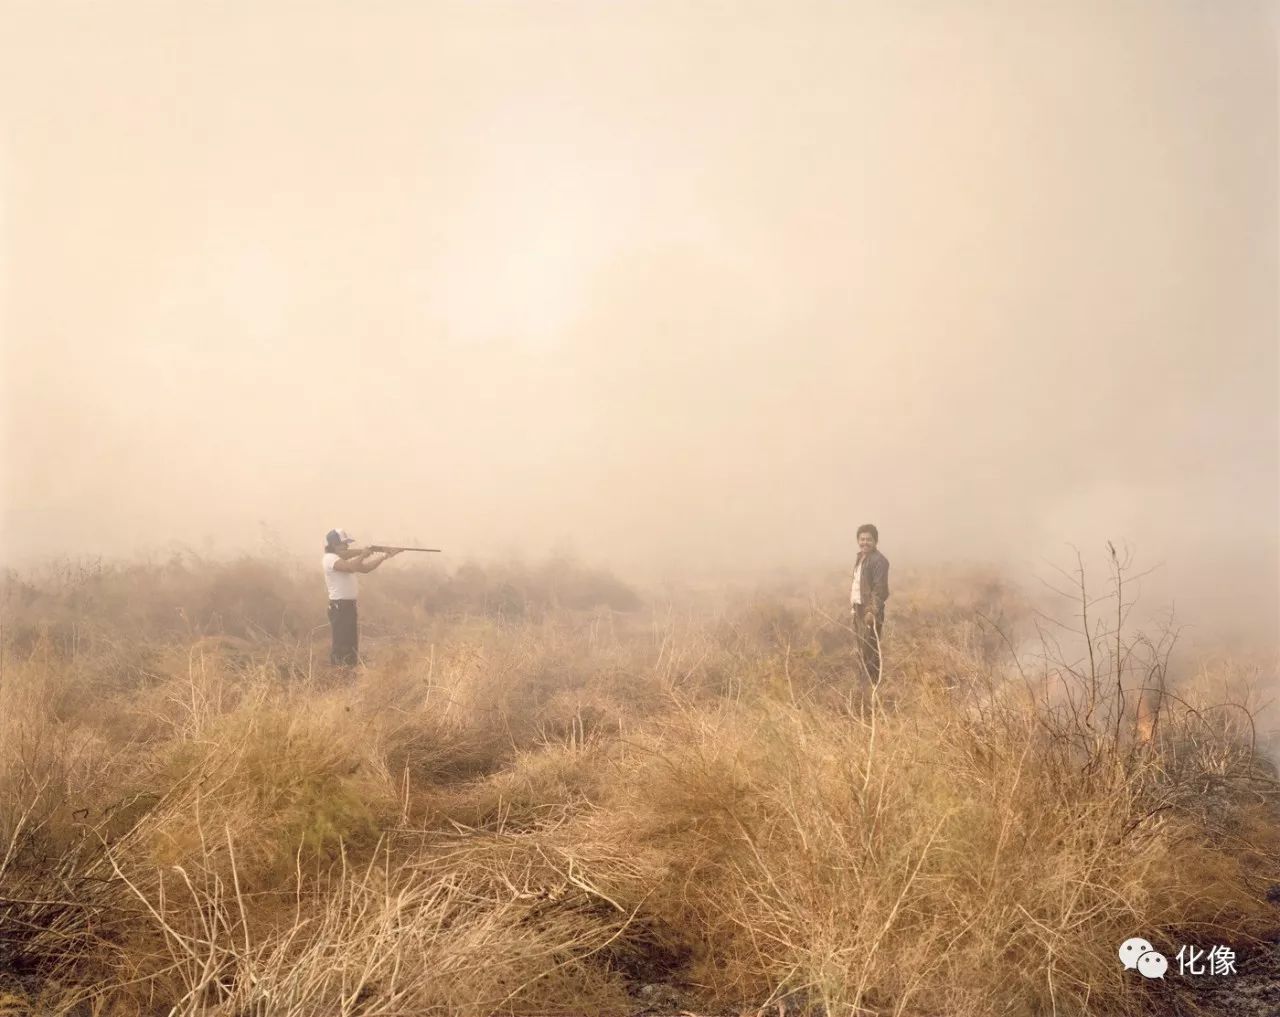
[1119,937,1167,980]
[1121,936,1237,979]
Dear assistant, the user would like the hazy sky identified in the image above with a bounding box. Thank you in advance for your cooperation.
[2,2,1277,643]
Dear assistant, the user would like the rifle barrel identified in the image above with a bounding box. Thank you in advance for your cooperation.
[370,545,441,553]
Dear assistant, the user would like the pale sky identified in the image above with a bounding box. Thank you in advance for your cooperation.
[2,1,1277,645]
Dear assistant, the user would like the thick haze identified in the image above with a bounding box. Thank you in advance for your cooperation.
[2,2,1277,645]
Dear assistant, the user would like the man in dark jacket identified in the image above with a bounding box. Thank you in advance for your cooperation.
[850,523,890,686]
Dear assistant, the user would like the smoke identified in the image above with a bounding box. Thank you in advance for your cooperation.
[2,1,1276,648]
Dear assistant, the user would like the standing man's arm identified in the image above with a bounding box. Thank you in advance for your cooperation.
[869,556,890,617]
[333,548,404,574]
[332,550,373,573]
[356,548,403,573]
[333,549,373,573]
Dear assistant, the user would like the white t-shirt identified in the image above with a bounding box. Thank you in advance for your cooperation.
[322,552,359,601]
[850,560,863,606]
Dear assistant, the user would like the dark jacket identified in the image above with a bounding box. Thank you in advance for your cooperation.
[854,549,890,617]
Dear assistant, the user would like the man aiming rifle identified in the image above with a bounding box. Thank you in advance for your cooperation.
[322,528,431,666]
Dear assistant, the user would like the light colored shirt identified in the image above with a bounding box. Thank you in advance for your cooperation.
[850,559,863,606]
[322,552,359,600]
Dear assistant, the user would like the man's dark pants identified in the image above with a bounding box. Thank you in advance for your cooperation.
[328,599,358,666]
[856,610,884,687]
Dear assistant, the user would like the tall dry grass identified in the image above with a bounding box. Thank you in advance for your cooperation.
[0,555,1276,1016]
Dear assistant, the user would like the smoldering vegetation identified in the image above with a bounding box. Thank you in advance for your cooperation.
[0,555,1277,1017]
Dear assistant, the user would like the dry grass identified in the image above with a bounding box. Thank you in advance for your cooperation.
[0,555,1276,1016]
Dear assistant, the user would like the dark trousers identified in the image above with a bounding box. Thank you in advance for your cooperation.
[328,599,358,666]
[855,610,884,687]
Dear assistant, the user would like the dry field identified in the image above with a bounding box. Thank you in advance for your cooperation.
[0,554,1277,1016]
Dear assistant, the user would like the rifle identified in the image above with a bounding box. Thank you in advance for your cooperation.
[368,545,442,554]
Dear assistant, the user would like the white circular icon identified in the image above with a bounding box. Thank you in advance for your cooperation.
[1136,951,1168,980]
[1118,937,1155,971]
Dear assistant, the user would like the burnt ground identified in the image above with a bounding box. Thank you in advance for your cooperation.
[4,892,1280,1015]
[3,946,1280,1017]
[620,931,1280,1017]
[1160,936,1280,1017]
